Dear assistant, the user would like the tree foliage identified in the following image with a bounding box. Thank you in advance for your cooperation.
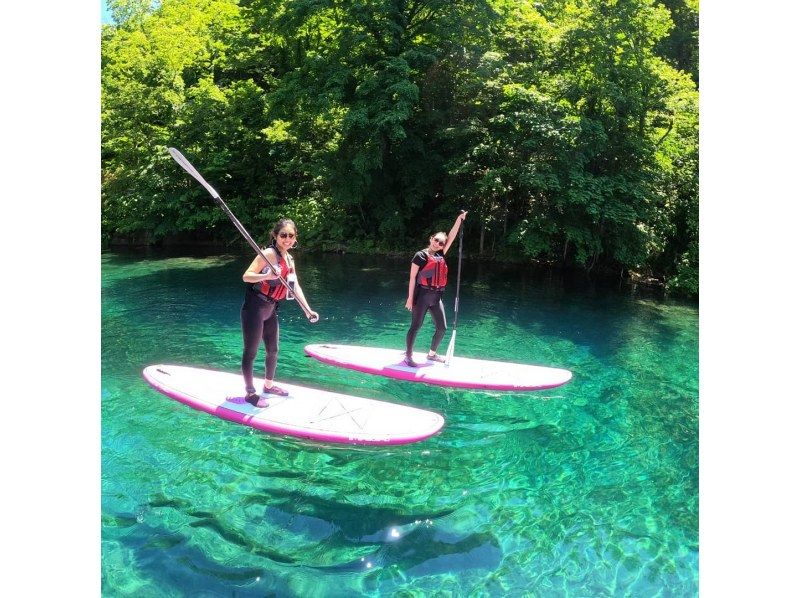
[102,0,699,296]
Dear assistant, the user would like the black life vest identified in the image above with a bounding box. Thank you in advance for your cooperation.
[254,250,293,301]
[416,251,448,288]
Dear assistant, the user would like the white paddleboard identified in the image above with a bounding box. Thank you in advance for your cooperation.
[304,344,573,391]
[143,364,444,445]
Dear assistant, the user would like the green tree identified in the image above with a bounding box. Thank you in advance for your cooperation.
[101,0,699,296]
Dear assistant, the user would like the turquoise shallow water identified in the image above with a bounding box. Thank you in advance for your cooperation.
[101,250,698,596]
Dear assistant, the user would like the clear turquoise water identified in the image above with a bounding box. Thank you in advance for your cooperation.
[101,250,698,596]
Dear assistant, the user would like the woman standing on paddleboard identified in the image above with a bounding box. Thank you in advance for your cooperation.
[241,218,318,407]
[404,211,467,367]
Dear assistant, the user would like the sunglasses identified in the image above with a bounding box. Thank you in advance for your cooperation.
[279,232,296,239]
[432,238,446,246]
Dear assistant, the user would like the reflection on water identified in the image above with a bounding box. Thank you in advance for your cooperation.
[102,249,698,596]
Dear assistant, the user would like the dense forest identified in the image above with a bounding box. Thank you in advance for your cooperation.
[101,0,698,296]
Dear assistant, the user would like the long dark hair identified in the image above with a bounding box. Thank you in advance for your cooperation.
[269,218,298,248]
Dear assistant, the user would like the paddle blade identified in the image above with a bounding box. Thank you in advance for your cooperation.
[168,147,220,199]
[444,330,457,366]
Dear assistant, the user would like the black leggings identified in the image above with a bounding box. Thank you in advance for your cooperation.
[406,287,447,356]
[241,294,280,393]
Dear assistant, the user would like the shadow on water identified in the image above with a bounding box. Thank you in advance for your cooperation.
[104,490,503,595]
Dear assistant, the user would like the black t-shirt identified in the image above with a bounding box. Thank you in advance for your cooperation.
[412,249,442,268]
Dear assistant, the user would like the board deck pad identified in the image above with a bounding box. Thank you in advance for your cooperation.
[143,364,444,445]
[304,344,573,391]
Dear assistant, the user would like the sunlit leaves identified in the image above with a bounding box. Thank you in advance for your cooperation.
[101,0,698,295]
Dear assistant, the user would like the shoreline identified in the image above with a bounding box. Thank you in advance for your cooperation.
[103,241,688,301]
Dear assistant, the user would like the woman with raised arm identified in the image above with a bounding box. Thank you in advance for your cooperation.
[240,218,318,407]
[403,211,467,367]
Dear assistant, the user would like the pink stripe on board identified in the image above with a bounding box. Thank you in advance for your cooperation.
[303,346,573,391]
[142,366,444,446]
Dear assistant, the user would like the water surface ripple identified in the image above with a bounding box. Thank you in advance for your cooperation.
[102,250,698,596]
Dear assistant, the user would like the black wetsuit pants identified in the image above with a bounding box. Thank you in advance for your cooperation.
[406,287,447,357]
[241,291,280,393]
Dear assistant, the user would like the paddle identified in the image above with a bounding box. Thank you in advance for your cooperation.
[444,213,465,365]
[167,147,318,322]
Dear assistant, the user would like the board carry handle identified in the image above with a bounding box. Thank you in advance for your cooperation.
[168,147,318,323]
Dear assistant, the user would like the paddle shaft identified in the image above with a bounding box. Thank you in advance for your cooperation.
[445,215,465,364]
[167,147,317,322]
[452,221,464,329]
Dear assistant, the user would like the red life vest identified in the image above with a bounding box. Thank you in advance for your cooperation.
[256,251,293,301]
[416,251,448,288]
